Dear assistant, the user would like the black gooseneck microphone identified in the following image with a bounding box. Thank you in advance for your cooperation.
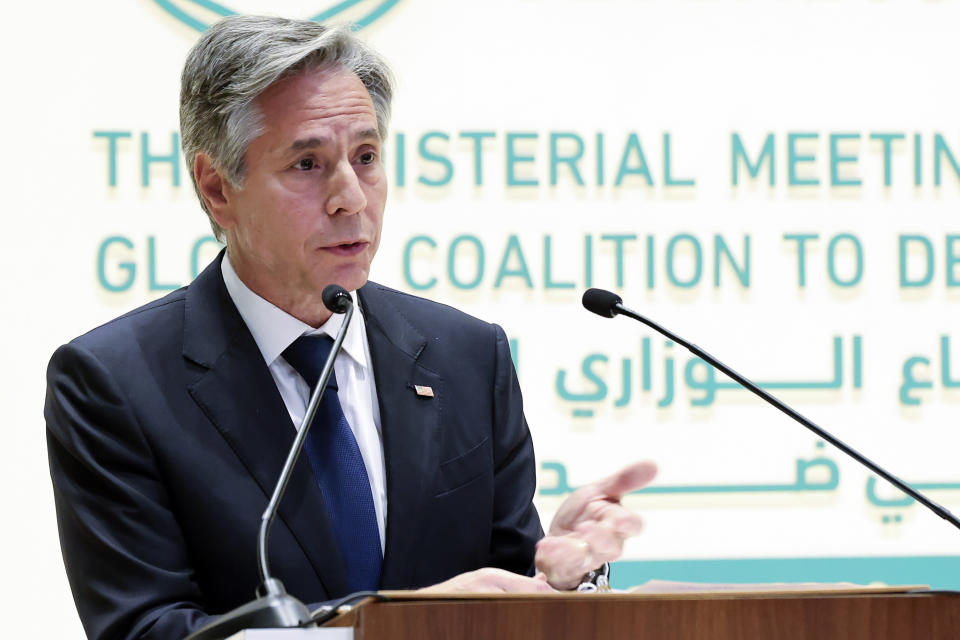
[257,284,353,586]
[582,287,960,532]
[186,284,355,640]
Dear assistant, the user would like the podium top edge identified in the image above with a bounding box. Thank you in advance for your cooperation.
[376,584,934,601]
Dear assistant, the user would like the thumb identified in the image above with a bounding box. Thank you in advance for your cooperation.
[594,461,658,500]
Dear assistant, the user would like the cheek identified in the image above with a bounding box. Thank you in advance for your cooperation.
[364,197,386,244]
[363,164,387,194]
[364,173,387,216]
[235,195,308,257]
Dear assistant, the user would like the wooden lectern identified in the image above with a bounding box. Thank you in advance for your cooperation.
[228,588,960,640]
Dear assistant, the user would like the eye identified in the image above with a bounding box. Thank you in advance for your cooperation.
[358,151,377,165]
[294,158,315,171]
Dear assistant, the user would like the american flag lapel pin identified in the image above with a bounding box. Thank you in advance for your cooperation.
[413,384,434,397]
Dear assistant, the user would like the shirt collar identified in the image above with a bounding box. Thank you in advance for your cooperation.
[220,253,368,370]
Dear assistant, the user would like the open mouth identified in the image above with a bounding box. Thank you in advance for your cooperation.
[324,241,368,256]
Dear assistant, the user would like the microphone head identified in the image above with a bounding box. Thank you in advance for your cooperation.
[582,288,622,318]
[321,284,352,314]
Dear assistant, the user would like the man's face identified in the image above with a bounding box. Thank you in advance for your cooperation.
[214,67,386,320]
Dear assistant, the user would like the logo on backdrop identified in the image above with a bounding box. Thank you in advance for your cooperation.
[154,0,401,32]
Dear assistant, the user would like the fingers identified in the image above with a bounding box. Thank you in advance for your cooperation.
[420,567,557,594]
[538,461,656,589]
[536,502,645,589]
[594,461,658,501]
[573,513,640,560]
[489,568,556,593]
[549,461,658,537]
[578,500,644,537]
[535,535,593,589]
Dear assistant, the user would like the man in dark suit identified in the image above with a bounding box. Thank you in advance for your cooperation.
[46,15,657,640]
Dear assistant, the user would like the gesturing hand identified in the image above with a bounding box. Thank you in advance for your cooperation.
[534,461,658,589]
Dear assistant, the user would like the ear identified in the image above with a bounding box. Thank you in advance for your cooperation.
[194,153,236,230]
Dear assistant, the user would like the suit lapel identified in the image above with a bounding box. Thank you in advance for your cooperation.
[359,284,442,589]
[182,254,350,597]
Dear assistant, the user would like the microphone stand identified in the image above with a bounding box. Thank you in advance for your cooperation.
[186,287,354,640]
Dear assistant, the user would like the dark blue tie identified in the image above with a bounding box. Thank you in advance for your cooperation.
[281,334,382,592]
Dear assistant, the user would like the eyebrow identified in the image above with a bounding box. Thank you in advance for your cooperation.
[289,128,381,152]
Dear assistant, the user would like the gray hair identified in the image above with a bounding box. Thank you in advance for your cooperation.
[179,15,395,241]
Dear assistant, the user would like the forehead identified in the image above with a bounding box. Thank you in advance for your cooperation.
[255,67,378,140]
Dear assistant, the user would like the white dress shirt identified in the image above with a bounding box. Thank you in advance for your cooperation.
[221,255,387,551]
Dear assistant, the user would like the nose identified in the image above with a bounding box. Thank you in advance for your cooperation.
[326,159,367,216]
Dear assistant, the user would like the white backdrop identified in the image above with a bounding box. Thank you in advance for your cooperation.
[4,1,960,636]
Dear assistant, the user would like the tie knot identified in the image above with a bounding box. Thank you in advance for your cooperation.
[282,334,339,391]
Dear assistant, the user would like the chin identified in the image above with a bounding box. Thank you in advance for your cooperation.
[326,267,369,293]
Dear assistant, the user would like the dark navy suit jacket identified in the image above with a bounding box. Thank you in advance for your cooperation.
[45,254,543,640]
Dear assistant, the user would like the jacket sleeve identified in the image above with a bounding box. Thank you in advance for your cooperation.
[45,342,217,640]
[487,324,544,575]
